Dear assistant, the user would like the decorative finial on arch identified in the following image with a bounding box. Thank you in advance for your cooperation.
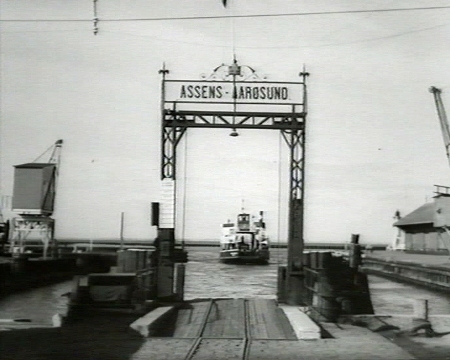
[299,64,310,79]
[201,60,266,81]
[159,62,170,75]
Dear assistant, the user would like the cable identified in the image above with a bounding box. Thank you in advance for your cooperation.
[231,0,236,60]
[277,130,283,265]
[32,144,55,163]
[181,131,188,250]
[1,5,450,22]
[72,21,450,51]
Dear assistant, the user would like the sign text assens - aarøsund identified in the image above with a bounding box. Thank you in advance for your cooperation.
[179,84,289,101]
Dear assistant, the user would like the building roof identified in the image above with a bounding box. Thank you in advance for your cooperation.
[394,202,434,227]
[14,163,55,169]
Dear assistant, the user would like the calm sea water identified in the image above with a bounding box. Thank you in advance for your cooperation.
[1,247,450,326]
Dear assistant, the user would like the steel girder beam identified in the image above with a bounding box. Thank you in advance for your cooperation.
[161,110,304,180]
[163,109,305,130]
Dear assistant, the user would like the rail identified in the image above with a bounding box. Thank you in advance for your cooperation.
[182,299,253,360]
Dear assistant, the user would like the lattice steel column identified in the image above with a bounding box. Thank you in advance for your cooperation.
[282,128,306,274]
[282,70,309,305]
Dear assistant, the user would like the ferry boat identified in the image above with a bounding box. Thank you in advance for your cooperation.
[219,211,270,264]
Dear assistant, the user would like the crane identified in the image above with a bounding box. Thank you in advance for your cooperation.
[429,86,450,254]
[430,87,450,166]
[8,139,63,258]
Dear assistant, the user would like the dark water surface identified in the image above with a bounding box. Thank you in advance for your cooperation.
[1,247,450,326]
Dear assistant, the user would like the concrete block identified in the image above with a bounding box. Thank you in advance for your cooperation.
[130,306,175,337]
[279,305,321,339]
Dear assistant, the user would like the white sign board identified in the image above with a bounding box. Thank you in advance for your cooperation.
[165,80,304,104]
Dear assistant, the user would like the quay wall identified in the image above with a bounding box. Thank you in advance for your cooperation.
[48,239,388,250]
[0,253,117,297]
[361,256,450,292]
[0,257,77,297]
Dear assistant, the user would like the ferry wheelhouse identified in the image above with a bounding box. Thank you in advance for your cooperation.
[219,211,270,264]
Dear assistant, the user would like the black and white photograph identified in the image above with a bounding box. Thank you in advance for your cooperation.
[1,1,450,359]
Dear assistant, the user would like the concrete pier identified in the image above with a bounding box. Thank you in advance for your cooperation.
[361,251,450,291]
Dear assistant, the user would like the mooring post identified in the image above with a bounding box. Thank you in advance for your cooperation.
[277,266,287,303]
[349,234,362,270]
[156,228,175,299]
[411,298,434,336]
[413,299,429,320]
[175,263,185,301]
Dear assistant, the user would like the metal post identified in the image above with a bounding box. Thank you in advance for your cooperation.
[284,70,308,305]
[120,212,124,250]
[158,65,178,299]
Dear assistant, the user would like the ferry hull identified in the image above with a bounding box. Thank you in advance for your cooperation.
[219,250,270,265]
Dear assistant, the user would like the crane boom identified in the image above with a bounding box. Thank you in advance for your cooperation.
[429,87,450,257]
[430,86,450,164]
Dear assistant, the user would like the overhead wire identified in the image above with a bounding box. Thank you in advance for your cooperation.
[1,21,448,52]
[98,21,450,50]
[1,5,450,22]
[2,3,448,50]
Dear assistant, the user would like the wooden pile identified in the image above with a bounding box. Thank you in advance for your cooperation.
[116,249,157,273]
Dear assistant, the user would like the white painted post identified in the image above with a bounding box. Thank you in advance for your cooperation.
[120,212,125,250]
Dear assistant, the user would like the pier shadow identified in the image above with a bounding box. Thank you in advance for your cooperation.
[0,313,144,360]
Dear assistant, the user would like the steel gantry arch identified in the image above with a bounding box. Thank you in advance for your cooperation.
[157,62,309,304]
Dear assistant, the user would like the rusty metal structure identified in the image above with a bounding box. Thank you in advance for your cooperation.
[158,61,308,304]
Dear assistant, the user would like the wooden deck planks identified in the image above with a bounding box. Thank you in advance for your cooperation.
[130,339,196,360]
[247,299,269,339]
[190,339,245,360]
[171,299,296,341]
[172,302,212,338]
[202,299,246,338]
[247,299,296,340]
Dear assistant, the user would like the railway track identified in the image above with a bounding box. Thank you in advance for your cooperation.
[177,298,295,360]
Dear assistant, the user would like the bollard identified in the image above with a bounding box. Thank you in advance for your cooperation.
[277,266,287,303]
[310,252,318,269]
[316,296,340,322]
[302,252,311,268]
[413,299,429,320]
[349,243,362,269]
[317,273,335,297]
[174,263,185,301]
[317,252,333,269]
[411,299,434,336]
[351,234,360,244]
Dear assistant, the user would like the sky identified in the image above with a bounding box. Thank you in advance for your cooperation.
[1,1,450,245]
